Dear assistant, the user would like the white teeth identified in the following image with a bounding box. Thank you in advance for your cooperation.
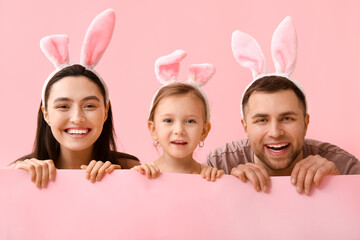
[67,129,88,135]
[267,143,288,148]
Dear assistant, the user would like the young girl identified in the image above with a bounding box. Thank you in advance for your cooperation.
[133,50,224,181]
[9,9,139,188]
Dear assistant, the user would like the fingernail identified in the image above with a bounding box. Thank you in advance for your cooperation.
[296,186,302,193]
[305,189,310,195]
[256,186,261,192]
[263,185,268,192]
[291,178,296,184]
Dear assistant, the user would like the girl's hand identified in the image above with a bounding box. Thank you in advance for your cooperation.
[132,163,160,179]
[13,158,56,189]
[200,164,224,182]
[80,160,121,183]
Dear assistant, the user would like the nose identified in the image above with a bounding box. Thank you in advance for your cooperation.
[70,107,85,124]
[174,122,185,136]
[267,121,284,138]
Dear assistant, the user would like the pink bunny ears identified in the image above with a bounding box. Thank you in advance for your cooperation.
[152,49,216,121]
[40,9,116,107]
[232,16,306,117]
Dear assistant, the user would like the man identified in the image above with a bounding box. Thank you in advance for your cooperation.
[207,75,360,194]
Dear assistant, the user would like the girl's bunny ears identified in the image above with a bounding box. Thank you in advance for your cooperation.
[231,16,307,117]
[154,49,215,87]
[40,9,116,107]
[152,49,216,121]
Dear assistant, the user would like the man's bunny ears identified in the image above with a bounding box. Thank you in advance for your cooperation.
[40,9,116,107]
[232,16,307,117]
[152,49,216,121]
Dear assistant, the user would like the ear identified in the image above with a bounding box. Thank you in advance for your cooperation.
[304,113,310,135]
[231,30,266,77]
[41,106,50,126]
[147,120,158,141]
[241,118,248,137]
[80,9,116,68]
[200,122,211,141]
[40,34,69,68]
[188,64,215,87]
[104,103,109,122]
[154,49,187,84]
[271,16,297,75]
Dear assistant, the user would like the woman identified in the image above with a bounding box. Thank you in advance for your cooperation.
[9,9,139,188]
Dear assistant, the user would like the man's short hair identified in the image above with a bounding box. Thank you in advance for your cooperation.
[242,75,307,117]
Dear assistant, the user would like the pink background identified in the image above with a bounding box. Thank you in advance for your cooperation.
[1,0,360,166]
[1,170,360,239]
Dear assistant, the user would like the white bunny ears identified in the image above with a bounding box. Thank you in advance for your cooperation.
[231,16,306,117]
[152,49,216,121]
[40,9,116,107]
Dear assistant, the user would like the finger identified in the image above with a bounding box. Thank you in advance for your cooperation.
[210,168,218,181]
[96,161,112,181]
[291,161,301,185]
[85,160,97,180]
[148,165,160,179]
[45,160,56,181]
[313,164,329,187]
[90,161,106,182]
[41,161,50,188]
[80,165,87,170]
[303,166,318,195]
[253,164,271,189]
[230,167,247,183]
[243,168,262,192]
[204,167,212,181]
[33,161,43,189]
[216,170,224,178]
[106,164,121,173]
[142,164,152,178]
[132,166,146,175]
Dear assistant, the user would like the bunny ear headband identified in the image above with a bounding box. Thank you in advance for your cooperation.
[231,16,307,118]
[152,49,216,122]
[40,9,116,107]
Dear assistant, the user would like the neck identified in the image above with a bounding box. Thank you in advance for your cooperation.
[154,152,201,174]
[57,146,93,169]
[254,152,303,176]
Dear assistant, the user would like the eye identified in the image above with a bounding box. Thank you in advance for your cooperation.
[84,104,97,109]
[282,116,294,122]
[163,118,172,123]
[56,104,69,110]
[255,118,267,124]
[186,119,196,124]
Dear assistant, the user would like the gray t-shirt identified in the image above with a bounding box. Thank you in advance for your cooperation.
[207,138,360,175]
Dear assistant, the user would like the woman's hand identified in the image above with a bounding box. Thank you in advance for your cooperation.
[200,164,224,182]
[13,158,56,189]
[80,160,121,183]
[132,163,160,179]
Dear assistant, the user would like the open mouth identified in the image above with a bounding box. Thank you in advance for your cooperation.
[171,140,187,145]
[265,143,289,153]
[65,128,91,136]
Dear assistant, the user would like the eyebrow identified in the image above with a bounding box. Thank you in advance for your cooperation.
[53,96,101,103]
[251,111,298,119]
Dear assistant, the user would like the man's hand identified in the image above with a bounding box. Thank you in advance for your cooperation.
[230,163,270,192]
[291,155,340,195]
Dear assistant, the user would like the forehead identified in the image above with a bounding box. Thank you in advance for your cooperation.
[245,90,304,117]
[156,93,205,116]
[49,76,103,100]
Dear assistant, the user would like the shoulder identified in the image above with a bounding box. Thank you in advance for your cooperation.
[304,139,360,174]
[206,139,253,174]
[108,151,140,169]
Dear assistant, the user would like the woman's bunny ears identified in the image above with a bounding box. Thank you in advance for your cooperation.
[232,16,307,118]
[152,50,216,121]
[40,9,116,107]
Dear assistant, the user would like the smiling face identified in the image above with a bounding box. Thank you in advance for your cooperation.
[42,76,108,154]
[242,89,309,171]
[148,93,210,161]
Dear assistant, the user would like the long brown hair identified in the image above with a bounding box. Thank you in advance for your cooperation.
[17,64,138,166]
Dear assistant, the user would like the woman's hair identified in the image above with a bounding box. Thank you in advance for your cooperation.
[18,64,137,166]
[149,82,208,122]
